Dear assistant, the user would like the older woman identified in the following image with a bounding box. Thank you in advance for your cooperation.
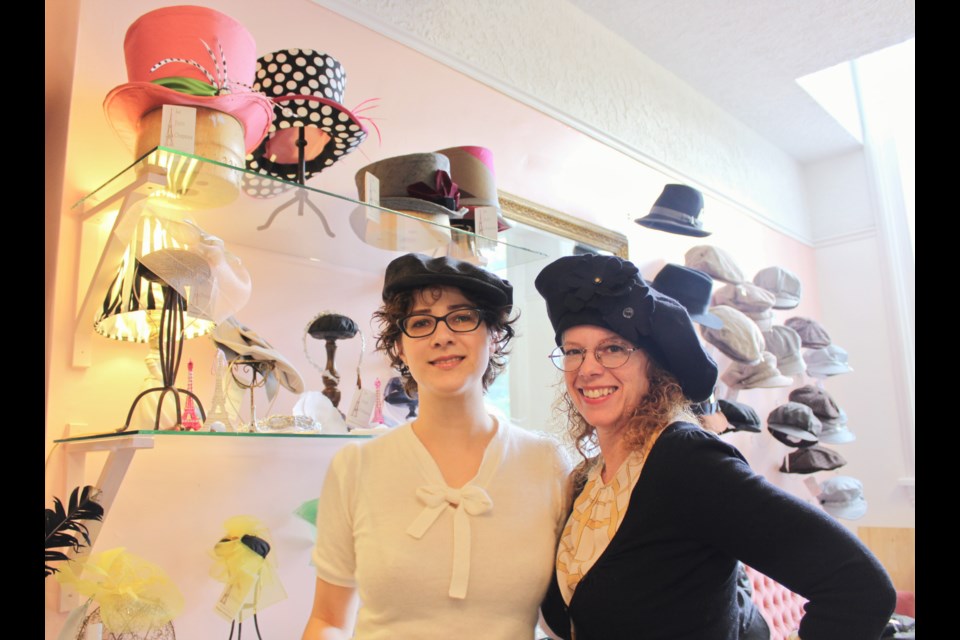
[303,253,571,639]
[534,254,896,640]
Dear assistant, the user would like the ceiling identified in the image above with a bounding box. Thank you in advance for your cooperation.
[566,0,915,164]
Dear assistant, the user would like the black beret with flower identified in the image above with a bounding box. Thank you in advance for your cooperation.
[534,254,718,402]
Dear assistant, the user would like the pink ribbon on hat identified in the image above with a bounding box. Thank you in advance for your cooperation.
[407,170,461,212]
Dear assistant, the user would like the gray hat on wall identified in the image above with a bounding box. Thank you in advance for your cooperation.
[767,401,822,444]
[804,344,854,378]
[780,444,848,474]
[720,351,794,389]
[713,283,777,315]
[355,152,468,219]
[818,476,868,520]
[685,245,744,284]
[753,266,803,310]
[700,305,765,365]
[784,316,832,349]
[635,184,711,237]
[745,308,775,332]
[717,398,762,433]
[651,263,724,329]
[788,385,841,422]
[818,408,856,444]
[762,325,805,376]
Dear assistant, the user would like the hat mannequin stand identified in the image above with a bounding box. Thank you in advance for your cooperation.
[228,356,275,432]
[303,312,364,413]
[257,127,334,237]
[121,275,207,431]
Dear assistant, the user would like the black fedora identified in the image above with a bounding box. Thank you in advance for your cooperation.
[635,184,711,237]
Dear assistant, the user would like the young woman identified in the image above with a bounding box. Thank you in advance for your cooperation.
[302,253,571,639]
[534,254,896,640]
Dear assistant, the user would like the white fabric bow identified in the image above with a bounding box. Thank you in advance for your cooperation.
[406,484,493,599]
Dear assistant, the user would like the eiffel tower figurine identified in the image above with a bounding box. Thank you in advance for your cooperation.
[371,377,385,425]
[204,349,238,432]
[180,359,204,431]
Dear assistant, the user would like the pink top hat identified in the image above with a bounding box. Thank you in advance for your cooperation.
[103,5,274,154]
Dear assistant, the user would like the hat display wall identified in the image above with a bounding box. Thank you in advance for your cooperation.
[762,325,805,376]
[651,264,723,329]
[784,316,832,349]
[804,344,855,378]
[712,283,776,315]
[103,6,273,155]
[767,402,822,447]
[817,476,868,520]
[753,266,803,310]
[535,254,718,403]
[717,398,762,433]
[700,305,765,365]
[685,245,744,284]
[780,445,847,474]
[635,184,711,237]
[720,351,793,390]
[244,48,370,189]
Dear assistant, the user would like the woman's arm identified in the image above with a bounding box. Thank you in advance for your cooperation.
[301,577,359,640]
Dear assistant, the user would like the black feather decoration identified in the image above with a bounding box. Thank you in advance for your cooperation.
[44,485,105,578]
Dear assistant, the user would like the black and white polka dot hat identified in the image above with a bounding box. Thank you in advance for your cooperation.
[243,48,370,198]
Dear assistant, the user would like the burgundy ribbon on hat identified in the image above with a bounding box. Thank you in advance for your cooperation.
[407,170,461,211]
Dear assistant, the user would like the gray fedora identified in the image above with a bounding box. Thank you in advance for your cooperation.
[635,184,711,237]
[355,152,467,219]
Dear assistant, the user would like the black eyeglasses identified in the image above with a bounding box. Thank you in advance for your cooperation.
[398,308,485,338]
[548,343,639,372]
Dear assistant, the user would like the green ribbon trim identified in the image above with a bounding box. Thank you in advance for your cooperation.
[151,77,218,97]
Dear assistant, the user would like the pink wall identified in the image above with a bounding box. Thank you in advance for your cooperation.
[47,1,831,637]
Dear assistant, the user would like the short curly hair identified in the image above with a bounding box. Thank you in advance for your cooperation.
[373,285,517,396]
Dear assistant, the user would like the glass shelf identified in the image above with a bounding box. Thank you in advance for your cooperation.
[54,429,372,444]
[72,146,548,272]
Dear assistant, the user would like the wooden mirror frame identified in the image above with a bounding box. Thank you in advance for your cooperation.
[498,190,629,258]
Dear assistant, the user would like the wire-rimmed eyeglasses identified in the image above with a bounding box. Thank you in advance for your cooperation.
[548,343,640,372]
[398,308,485,338]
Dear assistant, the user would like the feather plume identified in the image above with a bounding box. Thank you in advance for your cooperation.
[44,486,105,578]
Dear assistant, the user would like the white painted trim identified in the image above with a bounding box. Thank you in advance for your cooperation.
[309,0,814,247]
[813,226,877,248]
[852,61,915,480]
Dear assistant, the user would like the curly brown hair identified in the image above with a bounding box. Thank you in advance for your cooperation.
[373,285,517,396]
[555,350,697,467]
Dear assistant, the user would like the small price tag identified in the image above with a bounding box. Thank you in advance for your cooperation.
[159,105,197,154]
[473,206,499,250]
[803,476,821,497]
[345,388,377,429]
[364,172,381,224]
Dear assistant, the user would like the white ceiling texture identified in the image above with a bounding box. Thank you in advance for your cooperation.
[567,0,915,163]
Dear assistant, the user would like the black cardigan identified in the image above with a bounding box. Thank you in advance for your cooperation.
[540,422,896,640]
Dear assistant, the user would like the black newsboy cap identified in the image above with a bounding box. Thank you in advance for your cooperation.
[534,254,718,403]
[381,253,513,307]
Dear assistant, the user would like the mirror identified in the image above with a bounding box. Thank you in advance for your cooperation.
[491,191,629,435]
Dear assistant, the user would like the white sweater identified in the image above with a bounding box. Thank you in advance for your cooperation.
[312,420,572,639]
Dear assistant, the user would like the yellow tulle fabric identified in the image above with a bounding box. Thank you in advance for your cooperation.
[55,547,184,634]
[210,515,287,622]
